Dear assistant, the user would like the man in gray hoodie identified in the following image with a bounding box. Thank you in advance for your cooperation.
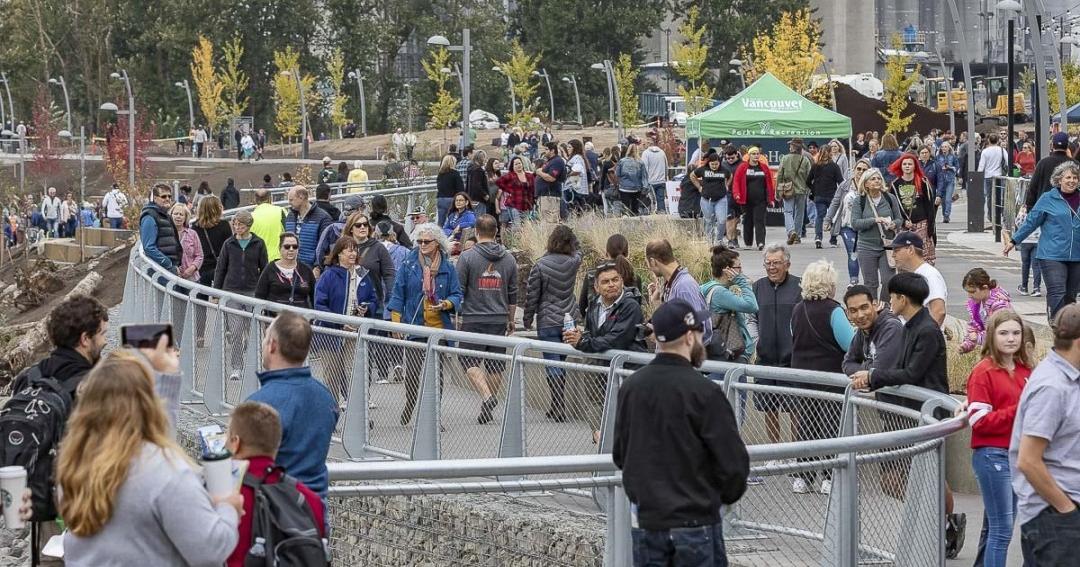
[457,214,519,424]
[642,138,670,213]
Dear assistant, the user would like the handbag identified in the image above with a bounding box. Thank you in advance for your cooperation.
[704,286,747,361]
[777,155,808,200]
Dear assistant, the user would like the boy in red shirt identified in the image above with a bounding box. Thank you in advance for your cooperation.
[225,401,326,567]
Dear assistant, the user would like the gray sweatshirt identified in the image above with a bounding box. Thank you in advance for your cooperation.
[642,146,669,185]
[457,240,519,324]
[64,443,239,567]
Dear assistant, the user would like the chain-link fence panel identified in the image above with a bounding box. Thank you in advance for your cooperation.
[434,343,513,460]
[519,350,610,459]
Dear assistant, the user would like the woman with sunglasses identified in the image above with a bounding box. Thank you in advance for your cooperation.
[255,232,316,310]
[825,158,871,287]
[443,192,477,249]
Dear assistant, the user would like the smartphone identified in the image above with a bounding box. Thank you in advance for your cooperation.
[121,323,174,349]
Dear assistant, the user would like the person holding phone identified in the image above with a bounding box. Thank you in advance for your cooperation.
[314,236,379,403]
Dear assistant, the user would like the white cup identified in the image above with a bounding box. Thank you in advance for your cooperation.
[0,466,27,529]
[202,455,234,498]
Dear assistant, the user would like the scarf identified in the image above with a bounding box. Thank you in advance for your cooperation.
[420,250,442,304]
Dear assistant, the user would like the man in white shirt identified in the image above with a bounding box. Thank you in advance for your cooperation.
[40,186,61,238]
[977,133,1009,222]
[102,183,129,229]
[888,231,947,327]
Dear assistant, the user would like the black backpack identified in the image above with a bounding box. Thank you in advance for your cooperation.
[244,466,330,567]
[0,365,72,521]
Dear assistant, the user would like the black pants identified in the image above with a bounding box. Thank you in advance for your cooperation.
[618,190,642,215]
[402,338,445,423]
[742,195,768,247]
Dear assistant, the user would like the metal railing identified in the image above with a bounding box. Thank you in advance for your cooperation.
[990,175,1030,242]
[119,184,965,566]
[238,175,437,201]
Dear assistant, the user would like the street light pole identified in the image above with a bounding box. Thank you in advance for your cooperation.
[535,68,555,123]
[591,63,615,126]
[348,70,367,137]
[427,29,471,149]
[562,75,582,125]
[933,44,956,134]
[492,66,517,117]
[1,72,15,128]
[48,76,72,136]
[1026,8,1052,157]
[174,80,194,131]
[945,0,979,177]
[111,69,136,191]
[605,59,624,141]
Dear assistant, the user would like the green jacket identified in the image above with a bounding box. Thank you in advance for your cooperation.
[777,153,811,195]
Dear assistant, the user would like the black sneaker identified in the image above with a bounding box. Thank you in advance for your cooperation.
[815,240,822,249]
[478,396,499,425]
[945,513,967,559]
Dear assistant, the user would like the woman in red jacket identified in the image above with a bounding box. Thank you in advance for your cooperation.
[730,147,775,251]
[965,309,1033,567]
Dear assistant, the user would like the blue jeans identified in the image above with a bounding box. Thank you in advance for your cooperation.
[537,326,567,416]
[984,178,995,221]
[939,178,956,220]
[782,195,806,236]
[652,183,667,213]
[632,522,727,567]
[437,197,453,226]
[473,202,488,217]
[700,197,728,244]
[1039,259,1080,321]
[45,219,57,237]
[972,447,1016,567]
[108,217,123,229]
[1020,243,1042,290]
[812,199,830,242]
[839,227,859,281]
[1021,505,1080,566]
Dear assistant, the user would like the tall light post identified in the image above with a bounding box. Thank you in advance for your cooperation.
[1025,5,1052,157]
[945,0,979,186]
[280,70,308,159]
[427,29,471,150]
[561,75,582,125]
[347,70,367,137]
[492,66,517,116]
[933,42,956,134]
[0,73,14,129]
[47,76,72,136]
[998,0,1021,175]
[100,70,136,191]
[590,62,614,126]
[729,59,747,90]
[662,25,672,92]
[440,65,465,94]
[534,68,555,123]
[174,80,194,131]
[591,60,623,139]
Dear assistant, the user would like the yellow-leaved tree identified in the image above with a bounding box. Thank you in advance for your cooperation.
[422,47,461,131]
[672,6,714,118]
[272,46,318,143]
[1048,62,1080,110]
[190,36,224,131]
[614,53,642,126]
[878,34,920,136]
[325,49,349,138]
[492,40,541,128]
[220,35,249,121]
[741,10,825,95]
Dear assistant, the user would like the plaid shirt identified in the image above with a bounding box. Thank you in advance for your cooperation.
[496,172,535,212]
[456,158,472,185]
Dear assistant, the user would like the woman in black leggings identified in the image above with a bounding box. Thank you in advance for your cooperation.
[732,147,776,251]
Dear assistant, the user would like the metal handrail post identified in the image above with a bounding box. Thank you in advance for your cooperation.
[178,287,197,403]
[204,301,228,415]
[411,332,445,460]
[828,386,860,566]
[343,321,374,458]
[497,342,530,462]
[598,353,629,454]
[604,485,632,567]
[239,309,262,401]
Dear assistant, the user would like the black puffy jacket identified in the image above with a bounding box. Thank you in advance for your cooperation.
[213,234,268,293]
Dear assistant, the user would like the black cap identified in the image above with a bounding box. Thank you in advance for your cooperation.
[884,231,924,250]
[652,298,705,343]
[1054,132,1069,150]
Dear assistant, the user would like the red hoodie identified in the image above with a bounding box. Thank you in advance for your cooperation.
[731,156,775,205]
[228,455,326,567]
[966,357,1031,450]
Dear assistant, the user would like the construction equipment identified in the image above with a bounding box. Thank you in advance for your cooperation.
[923,76,1028,124]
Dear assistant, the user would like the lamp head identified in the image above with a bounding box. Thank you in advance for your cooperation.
[174,81,184,88]
[48,78,58,85]
[729,58,743,67]
[561,76,571,82]
[57,129,72,139]
[110,72,121,80]
[491,66,501,72]
[590,63,605,70]
[280,71,292,77]
[427,35,451,47]
[99,102,119,112]
[348,71,356,79]
[995,0,1021,12]
[440,67,451,74]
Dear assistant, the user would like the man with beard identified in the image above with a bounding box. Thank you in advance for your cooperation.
[613,299,749,566]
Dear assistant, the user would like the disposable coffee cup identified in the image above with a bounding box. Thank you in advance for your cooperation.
[202,453,234,498]
[0,466,27,529]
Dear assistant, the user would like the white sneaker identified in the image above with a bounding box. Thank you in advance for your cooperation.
[819,479,832,495]
[792,478,811,494]
[229,371,241,382]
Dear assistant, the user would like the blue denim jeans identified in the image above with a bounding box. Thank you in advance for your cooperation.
[652,183,667,213]
[536,326,567,415]
[108,217,124,229]
[782,195,806,236]
[437,197,454,226]
[839,227,859,281]
[45,219,58,237]
[939,178,956,220]
[971,447,1016,567]
[812,199,830,242]
[632,521,727,567]
[1039,259,1080,321]
[1021,504,1080,566]
[700,197,728,244]
[1020,243,1042,291]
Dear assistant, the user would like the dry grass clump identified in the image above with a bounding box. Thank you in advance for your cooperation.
[945,315,1051,394]
[509,212,713,299]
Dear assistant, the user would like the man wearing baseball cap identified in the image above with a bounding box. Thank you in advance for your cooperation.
[612,298,749,565]
[1025,132,1076,211]
[886,231,948,327]
[318,156,338,184]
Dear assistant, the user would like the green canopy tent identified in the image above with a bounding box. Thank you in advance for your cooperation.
[686,72,852,141]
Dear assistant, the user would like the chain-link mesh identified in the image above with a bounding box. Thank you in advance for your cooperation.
[520,350,610,459]
[434,344,511,459]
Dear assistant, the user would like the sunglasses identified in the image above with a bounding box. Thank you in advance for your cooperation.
[156,193,173,200]
[281,244,299,250]
[415,239,435,245]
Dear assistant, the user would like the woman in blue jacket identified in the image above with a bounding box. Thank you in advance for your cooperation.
[935,141,960,223]
[387,223,463,425]
[314,235,379,403]
[1006,161,1080,320]
[442,192,476,246]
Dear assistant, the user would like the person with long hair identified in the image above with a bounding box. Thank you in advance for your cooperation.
[466,149,492,216]
[935,141,960,223]
[850,168,902,301]
[58,351,242,564]
[579,233,643,319]
[436,154,464,225]
[443,192,477,246]
[255,232,316,310]
[964,310,1033,567]
[959,268,1014,354]
[825,158,871,286]
[565,139,590,213]
[731,147,776,251]
[809,145,844,249]
[170,202,203,282]
[889,152,937,264]
[872,133,903,185]
[495,155,535,231]
[615,143,650,215]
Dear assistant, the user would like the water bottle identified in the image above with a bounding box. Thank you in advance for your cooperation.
[248,537,266,558]
[563,313,575,332]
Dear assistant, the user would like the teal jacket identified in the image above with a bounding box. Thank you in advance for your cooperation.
[1012,188,1080,261]
[701,274,758,358]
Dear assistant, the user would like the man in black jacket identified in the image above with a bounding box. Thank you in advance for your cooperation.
[1024,132,1076,211]
[613,299,749,566]
[751,244,802,445]
[314,183,341,222]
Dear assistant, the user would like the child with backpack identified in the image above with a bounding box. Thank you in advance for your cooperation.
[225,401,328,567]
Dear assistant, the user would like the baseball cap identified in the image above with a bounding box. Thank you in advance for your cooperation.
[1053,132,1069,150]
[343,195,366,213]
[322,156,332,163]
[652,298,705,343]
[409,206,427,217]
[884,231,924,250]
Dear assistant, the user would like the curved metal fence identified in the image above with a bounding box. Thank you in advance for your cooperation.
[119,184,965,566]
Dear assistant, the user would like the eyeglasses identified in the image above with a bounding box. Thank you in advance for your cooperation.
[416,239,435,245]
[281,244,299,250]
[763,260,787,267]
[352,223,370,229]
[156,193,173,200]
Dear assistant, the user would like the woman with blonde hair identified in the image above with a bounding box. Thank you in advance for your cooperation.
[850,167,903,300]
[58,350,241,564]
[825,158,871,285]
[436,154,463,225]
[169,202,202,282]
[789,259,855,495]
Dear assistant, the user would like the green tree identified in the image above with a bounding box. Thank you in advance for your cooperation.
[422,47,461,130]
[191,36,224,131]
[671,6,714,117]
[272,46,317,143]
[493,40,541,128]
[220,35,250,121]
[325,48,349,138]
[741,9,825,94]
[613,54,642,127]
[878,34,919,136]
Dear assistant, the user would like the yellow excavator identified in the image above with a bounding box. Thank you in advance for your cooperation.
[925,76,1028,124]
